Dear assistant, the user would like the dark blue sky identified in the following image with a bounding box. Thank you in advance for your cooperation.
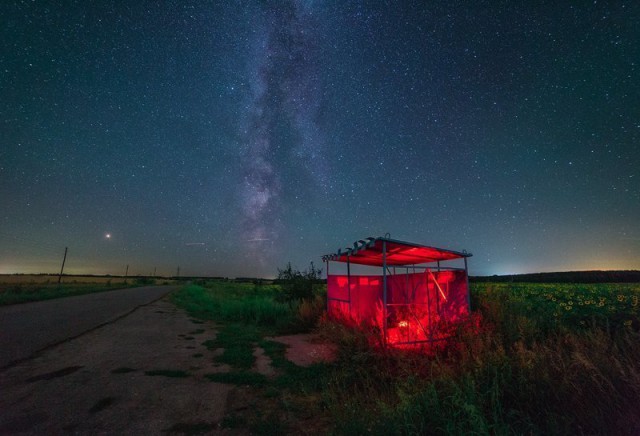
[1,1,639,277]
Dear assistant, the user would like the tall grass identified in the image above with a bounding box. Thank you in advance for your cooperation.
[171,283,296,331]
[171,282,327,333]
[170,281,640,434]
[316,282,640,435]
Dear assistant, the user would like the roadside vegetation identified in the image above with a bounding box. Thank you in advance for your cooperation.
[322,282,640,435]
[173,274,640,435]
[169,264,329,433]
[0,276,165,306]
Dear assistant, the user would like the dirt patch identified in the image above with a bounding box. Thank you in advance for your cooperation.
[268,334,337,367]
[252,347,275,377]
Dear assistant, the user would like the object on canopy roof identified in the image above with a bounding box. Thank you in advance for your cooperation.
[322,236,471,266]
[323,236,472,348]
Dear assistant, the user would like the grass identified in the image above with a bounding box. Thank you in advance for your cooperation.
[163,422,217,435]
[170,280,640,435]
[144,369,190,378]
[221,414,246,429]
[0,281,139,306]
[171,282,328,433]
[170,283,296,330]
[89,397,117,414]
[205,371,268,386]
[315,282,640,435]
[172,283,324,372]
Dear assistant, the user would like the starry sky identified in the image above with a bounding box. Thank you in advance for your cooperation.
[1,1,639,278]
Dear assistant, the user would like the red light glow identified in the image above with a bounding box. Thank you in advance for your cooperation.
[327,270,470,347]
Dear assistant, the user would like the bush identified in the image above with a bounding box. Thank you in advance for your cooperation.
[295,294,326,330]
[135,277,154,285]
[275,262,322,303]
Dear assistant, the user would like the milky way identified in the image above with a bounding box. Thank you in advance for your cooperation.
[240,1,326,265]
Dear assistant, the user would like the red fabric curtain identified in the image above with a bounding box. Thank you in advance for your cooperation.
[327,270,469,344]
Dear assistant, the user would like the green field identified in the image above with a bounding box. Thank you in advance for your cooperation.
[0,275,173,305]
[472,282,640,333]
[171,280,640,435]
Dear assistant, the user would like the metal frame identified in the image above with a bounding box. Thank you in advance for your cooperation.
[324,236,472,346]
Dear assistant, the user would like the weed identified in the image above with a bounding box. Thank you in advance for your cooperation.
[89,397,116,414]
[250,413,285,436]
[221,414,246,429]
[201,339,215,349]
[295,294,326,331]
[206,372,267,386]
[274,261,322,303]
[263,387,280,398]
[258,339,331,393]
[204,323,261,369]
[144,370,189,378]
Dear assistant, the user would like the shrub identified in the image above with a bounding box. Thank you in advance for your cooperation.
[135,277,154,285]
[295,294,326,330]
[275,261,322,303]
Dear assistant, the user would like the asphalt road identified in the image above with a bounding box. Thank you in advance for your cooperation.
[0,286,178,368]
[0,299,232,434]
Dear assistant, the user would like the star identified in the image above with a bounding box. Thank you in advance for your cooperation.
[0,1,637,276]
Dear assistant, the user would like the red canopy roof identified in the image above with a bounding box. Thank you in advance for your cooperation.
[322,237,471,266]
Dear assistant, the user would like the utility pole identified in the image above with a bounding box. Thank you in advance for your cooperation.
[58,247,68,284]
[125,264,129,278]
[176,266,180,278]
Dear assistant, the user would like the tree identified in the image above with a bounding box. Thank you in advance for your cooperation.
[275,261,322,303]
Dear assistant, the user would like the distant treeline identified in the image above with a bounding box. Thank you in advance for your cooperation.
[471,270,640,283]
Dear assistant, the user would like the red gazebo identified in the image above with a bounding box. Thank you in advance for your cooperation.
[322,236,472,347]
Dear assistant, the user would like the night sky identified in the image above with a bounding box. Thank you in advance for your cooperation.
[1,1,639,278]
